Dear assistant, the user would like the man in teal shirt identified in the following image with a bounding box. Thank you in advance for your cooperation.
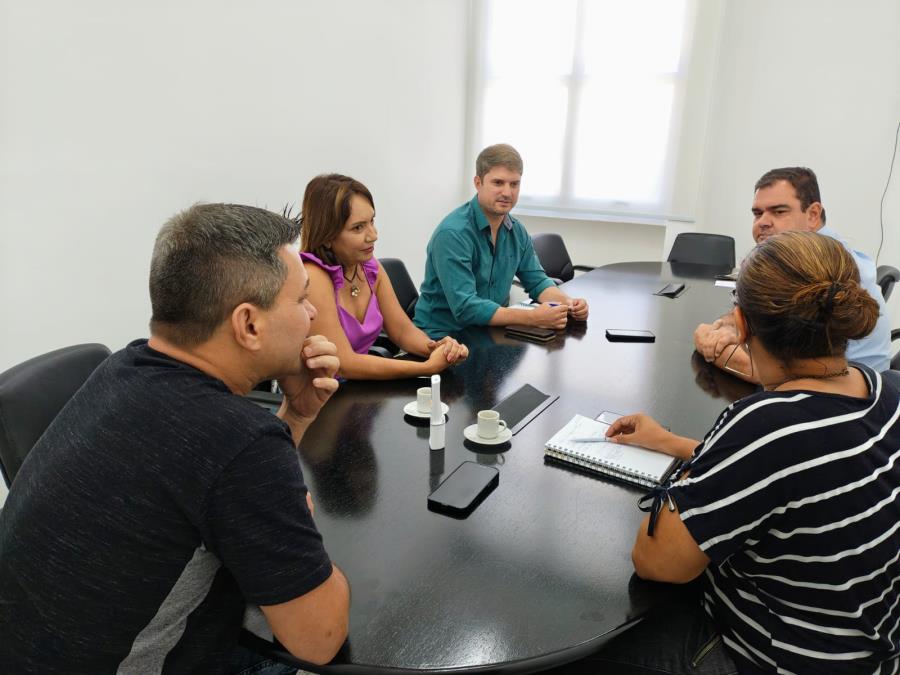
[414,144,590,337]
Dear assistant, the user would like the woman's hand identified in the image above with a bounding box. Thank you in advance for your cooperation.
[605,413,698,460]
[423,343,453,373]
[427,336,469,365]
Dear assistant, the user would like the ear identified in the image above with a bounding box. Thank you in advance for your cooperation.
[733,306,750,344]
[230,302,265,352]
[473,175,482,191]
[805,201,823,230]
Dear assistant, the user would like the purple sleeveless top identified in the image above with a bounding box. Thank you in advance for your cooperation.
[300,252,384,354]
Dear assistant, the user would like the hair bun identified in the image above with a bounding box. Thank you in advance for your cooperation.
[736,231,879,362]
[825,279,879,342]
[792,278,877,340]
[791,280,841,316]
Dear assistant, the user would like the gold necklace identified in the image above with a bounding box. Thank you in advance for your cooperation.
[343,265,360,298]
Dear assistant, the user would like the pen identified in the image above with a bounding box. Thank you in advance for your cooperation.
[570,436,608,443]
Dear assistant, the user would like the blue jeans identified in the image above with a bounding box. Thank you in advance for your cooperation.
[229,643,300,675]
[545,584,739,674]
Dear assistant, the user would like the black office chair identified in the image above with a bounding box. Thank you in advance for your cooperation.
[876,265,900,302]
[892,329,900,371]
[0,343,111,487]
[667,233,736,269]
[366,258,420,357]
[883,329,900,389]
[531,233,595,285]
[380,258,419,320]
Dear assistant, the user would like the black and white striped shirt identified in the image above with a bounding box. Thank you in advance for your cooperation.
[669,365,900,674]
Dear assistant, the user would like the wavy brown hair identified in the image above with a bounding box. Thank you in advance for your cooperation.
[299,174,374,266]
[735,231,879,363]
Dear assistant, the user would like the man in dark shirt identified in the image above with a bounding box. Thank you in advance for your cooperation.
[0,204,350,673]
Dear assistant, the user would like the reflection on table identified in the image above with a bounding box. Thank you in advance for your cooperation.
[267,262,755,673]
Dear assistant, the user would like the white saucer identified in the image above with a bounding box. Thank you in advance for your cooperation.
[403,401,449,418]
[463,423,512,446]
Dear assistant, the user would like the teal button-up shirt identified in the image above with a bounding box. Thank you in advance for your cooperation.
[413,196,556,337]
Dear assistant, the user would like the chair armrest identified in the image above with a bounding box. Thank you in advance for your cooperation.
[239,630,307,670]
[368,345,394,359]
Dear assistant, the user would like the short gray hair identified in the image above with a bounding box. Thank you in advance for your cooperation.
[476,143,523,178]
[149,203,301,346]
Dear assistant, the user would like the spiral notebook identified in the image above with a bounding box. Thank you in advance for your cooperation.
[544,414,676,488]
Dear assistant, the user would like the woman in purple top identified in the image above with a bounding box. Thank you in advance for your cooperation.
[299,174,468,380]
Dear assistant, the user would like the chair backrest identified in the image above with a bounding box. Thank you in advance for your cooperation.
[0,343,111,487]
[531,233,574,283]
[380,258,419,319]
[667,233,736,269]
[876,265,900,302]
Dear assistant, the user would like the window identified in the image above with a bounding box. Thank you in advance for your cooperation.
[468,0,695,223]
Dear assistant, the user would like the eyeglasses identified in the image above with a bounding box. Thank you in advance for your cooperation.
[722,288,752,377]
[721,342,745,377]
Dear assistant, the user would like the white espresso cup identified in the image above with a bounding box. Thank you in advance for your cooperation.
[416,386,432,414]
[477,410,507,439]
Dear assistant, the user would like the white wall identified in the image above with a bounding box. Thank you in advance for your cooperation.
[3,1,900,368]
[519,215,666,268]
[0,3,898,509]
[694,0,900,321]
[0,0,468,371]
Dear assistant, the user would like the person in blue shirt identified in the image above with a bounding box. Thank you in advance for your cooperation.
[694,166,891,378]
[413,144,590,337]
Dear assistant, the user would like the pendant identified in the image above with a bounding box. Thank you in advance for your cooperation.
[350,284,360,298]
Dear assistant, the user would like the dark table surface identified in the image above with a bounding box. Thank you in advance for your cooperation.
[274,261,754,674]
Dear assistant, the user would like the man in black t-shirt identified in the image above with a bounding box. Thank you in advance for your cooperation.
[0,204,350,673]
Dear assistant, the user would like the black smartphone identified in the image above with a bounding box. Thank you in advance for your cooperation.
[427,461,499,517]
[655,282,686,298]
[504,324,557,343]
[605,329,656,343]
[493,383,557,435]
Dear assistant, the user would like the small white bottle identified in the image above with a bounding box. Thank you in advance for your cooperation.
[429,374,445,450]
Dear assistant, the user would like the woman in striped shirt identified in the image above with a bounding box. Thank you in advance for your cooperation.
[596,231,900,674]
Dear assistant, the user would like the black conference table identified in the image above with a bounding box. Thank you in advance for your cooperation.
[252,261,755,674]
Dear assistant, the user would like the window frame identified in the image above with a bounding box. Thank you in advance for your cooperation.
[464,0,701,225]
